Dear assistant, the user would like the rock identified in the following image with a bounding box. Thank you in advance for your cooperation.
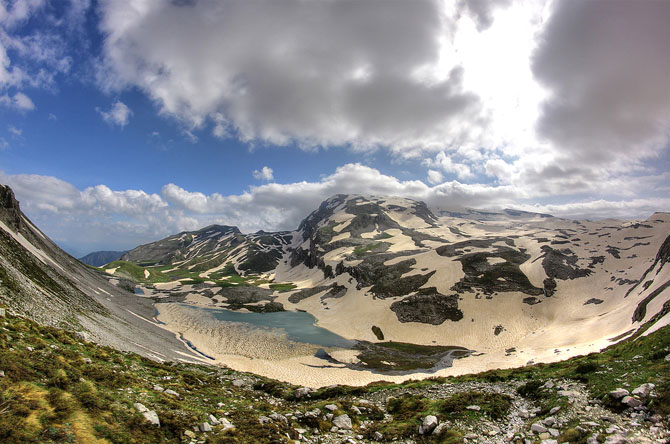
[549,406,561,414]
[609,388,629,399]
[541,440,558,444]
[258,416,271,425]
[294,387,312,399]
[232,379,246,387]
[631,383,654,398]
[164,389,179,397]
[432,423,448,436]
[219,418,235,431]
[531,423,548,434]
[465,433,478,439]
[269,412,287,423]
[209,414,220,425]
[184,430,196,439]
[539,432,550,440]
[543,381,555,389]
[587,437,599,444]
[142,410,160,427]
[544,416,556,426]
[295,428,307,435]
[519,409,530,418]
[604,434,629,444]
[0,370,4,377]
[418,415,438,435]
[665,353,670,362]
[351,406,361,415]
[324,404,338,412]
[621,396,643,408]
[549,428,559,437]
[83,358,92,364]
[466,405,481,411]
[333,414,352,430]
[373,431,383,441]
[153,385,164,392]
[134,402,148,413]
[557,390,578,398]
[200,422,212,432]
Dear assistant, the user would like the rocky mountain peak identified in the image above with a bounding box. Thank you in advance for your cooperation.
[0,184,23,231]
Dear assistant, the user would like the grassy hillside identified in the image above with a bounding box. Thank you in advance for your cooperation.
[0,307,668,444]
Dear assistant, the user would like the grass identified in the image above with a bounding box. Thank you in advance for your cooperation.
[0,303,668,443]
[352,242,381,257]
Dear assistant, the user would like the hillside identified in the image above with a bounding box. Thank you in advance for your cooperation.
[1,184,669,442]
[78,251,126,267]
[109,194,670,386]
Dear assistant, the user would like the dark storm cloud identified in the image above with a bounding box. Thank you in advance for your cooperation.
[533,0,670,163]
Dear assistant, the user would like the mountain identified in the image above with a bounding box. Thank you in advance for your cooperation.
[78,250,126,267]
[111,193,670,385]
[1,185,669,442]
[0,184,203,363]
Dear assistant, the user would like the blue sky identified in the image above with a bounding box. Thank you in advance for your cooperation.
[1,0,669,256]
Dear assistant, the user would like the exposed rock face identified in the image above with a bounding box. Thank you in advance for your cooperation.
[0,185,22,231]
[390,291,463,325]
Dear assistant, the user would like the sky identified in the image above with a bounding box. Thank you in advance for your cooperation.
[1,0,669,257]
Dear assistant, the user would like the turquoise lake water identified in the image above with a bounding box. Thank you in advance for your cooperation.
[184,304,355,349]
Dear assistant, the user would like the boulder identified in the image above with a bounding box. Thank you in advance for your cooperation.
[143,410,160,427]
[631,383,654,398]
[134,402,148,413]
[333,414,352,430]
[232,379,246,387]
[200,422,212,432]
[543,416,556,426]
[531,422,548,434]
[209,414,220,425]
[621,396,643,408]
[294,387,312,399]
[466,405,481,411]
[324,404,338,412]
[153,385,164,392]
[608,388,629,399]
[432,423,448,436]
[164,389,179,397]
[258,416,271,425]
[418,415,438,435]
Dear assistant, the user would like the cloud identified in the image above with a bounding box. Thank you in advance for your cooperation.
[427,169,444,185]
[0,138,7,150]
[532,1,670,166]
[0,92,35,110]
[424,151,474,180]
[97,100,132,127]
[3,163,668,253]
[7,125,21,136]
[252,166,274,181]
[97,0,482,154]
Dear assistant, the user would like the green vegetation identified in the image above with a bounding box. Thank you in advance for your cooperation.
[352,242,381,257]
[268,283,297,292]
[0,305,668,444]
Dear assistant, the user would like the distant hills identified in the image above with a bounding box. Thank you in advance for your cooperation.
[78,250,126,267]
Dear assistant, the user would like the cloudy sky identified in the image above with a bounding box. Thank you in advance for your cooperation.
[1,0,669,256]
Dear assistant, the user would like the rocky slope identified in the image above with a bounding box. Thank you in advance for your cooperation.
[0,184,203,364]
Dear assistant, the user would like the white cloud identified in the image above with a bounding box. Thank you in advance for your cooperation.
[97,100,132,127]
[3,164,668,253]
[252,166,274,181]
[424,151,474,180]
[0,138,7,150]
[7,125,21,136]
[97,0,482,154]
[0,92,35,111]
[427,169,444,185]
